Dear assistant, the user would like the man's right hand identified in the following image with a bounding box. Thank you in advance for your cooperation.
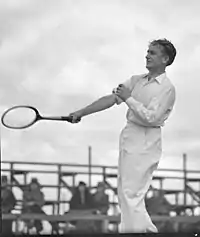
[68,111,82,123]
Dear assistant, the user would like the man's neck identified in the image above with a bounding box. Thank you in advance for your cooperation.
[148,68,166,80]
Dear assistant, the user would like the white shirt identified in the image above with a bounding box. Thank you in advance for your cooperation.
[113,72,176,127]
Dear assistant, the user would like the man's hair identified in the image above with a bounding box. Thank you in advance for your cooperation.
[79,181,86,186]
[150,38,177,66]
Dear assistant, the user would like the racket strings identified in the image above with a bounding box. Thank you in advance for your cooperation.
[2,107,37,128]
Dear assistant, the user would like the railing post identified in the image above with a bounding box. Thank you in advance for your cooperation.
[57,164,61,215]
[72,175,75,189]
[160,179,163,190]
[102,167,106,182]
[88,146,92,188]
[183,153,187,207]
[175,193,179,205]
[10,162,14,188]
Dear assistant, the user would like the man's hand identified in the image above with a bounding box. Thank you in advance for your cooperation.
[27,201,35,206]
[115,84,132,101]
[68,111,82,123]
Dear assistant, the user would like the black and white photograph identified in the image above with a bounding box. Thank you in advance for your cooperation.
[1,0,200,235]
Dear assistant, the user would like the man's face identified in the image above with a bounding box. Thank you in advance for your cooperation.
[30,183,38,190]
[146,44,168,71]
[78,184,86,193]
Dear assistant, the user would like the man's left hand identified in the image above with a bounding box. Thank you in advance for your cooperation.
[27,201,35,206]
[115,84,131,101]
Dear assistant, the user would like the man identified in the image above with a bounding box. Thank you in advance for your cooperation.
[22,178,45,234]
[1,175,16,235]
[145,189,173,232]
[69,181,94,210]
[68,181,96,232]
[93,182,109,215]
[68,39,176,233]
[146,189,172,216]
[93,182,109,232]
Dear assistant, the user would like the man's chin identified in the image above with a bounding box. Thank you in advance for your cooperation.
[146,64,151,70]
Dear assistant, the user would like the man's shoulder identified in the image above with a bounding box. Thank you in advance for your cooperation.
[130,73,147,79]
[126,73,146,89]
[164,75,176,92]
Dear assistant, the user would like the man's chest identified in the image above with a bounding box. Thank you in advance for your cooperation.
[131,78,162,106]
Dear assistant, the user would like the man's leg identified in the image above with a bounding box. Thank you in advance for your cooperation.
[118,186,157,233]
[118,151,159,233]
[31,205,44,233]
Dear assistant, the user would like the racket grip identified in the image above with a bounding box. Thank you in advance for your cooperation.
[61,116,81,123]
[61,116,73,122]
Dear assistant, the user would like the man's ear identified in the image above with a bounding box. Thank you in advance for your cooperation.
[163,55,169,65]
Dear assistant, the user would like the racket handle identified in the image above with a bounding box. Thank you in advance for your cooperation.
[61,116,81,123]
[61,116,73,122]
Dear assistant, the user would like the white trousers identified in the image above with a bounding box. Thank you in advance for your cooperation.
[117,122,162,233]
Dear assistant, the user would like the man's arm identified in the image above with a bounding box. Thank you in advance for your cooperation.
[79,94,116,117]
[35,192,45,207]
[69,75,140,122]
[69,94,116,122]
[2,190,16,213]
[112,75,141,105]
[125,87,176,126]
[116,84,176,127]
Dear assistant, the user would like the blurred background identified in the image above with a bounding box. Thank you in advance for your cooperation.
[1,0,200,234]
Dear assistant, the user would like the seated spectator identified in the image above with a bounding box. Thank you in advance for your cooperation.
[1,175,16,235]
[93,182,109,214]
[145,189,172,216]
[92,182,109,232]
[68,181,96,232]
[69,181,94,211]
[145,189,173,232]
[22,178,45,234]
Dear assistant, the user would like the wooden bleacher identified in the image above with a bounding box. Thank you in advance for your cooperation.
[1,159,200,233]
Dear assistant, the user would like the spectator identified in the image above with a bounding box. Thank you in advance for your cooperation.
[145,189,173,232]
[68,181,95,232]
[69,181,94,210]
[92,182,109,232]
[146,189,172,216]
[1,175,16,235]
[22,178,45,234]
[93,182,109,214]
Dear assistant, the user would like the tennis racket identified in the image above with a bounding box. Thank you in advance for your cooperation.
[1,105,80,129]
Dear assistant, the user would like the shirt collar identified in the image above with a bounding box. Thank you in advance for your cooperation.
[143,72,166,84]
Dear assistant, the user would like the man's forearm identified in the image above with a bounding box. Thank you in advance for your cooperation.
[77,94,116,117]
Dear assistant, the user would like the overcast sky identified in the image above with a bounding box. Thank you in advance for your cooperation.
[1,0,200,191]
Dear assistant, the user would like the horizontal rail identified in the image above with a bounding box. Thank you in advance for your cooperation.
[1,168,104,176]
[2,168,199,181]
[2,160,200,174]
[1,161,116,169]
[2,213,200,224]
[12,199,200,209]
[15,200,118,206]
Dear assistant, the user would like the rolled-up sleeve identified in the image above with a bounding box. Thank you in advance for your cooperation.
[112,75,140,105]
[125,86,176,127]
